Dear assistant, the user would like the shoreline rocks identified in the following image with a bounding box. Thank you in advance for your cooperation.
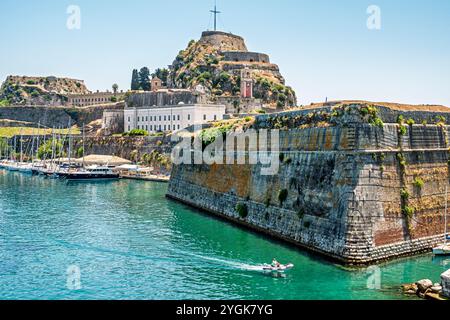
[441,269,450,298]
[402,269,450,300]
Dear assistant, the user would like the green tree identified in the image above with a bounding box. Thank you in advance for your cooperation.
[37,139,64,160]
[131,69,140,90]
[139,67,151,91]
[112,83,119,95]
[0,138,10,157]
[152,68,169,86]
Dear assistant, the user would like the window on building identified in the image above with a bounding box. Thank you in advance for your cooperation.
[159,116,162,121]
[159,125,162,131]
[128,125,130,131]
[188,114,191,121]
[178,125,180,130]
[164,125,166,131]
[137,116,140,122]
[146,125,148,131]
[146,116,148,122]
[203,115,207,121]
[150,125,153,131]
[177,115,180,121]
[214,115,217,121]
[128,117,130,122]
[164,116,167,121]
[173,125,175,130]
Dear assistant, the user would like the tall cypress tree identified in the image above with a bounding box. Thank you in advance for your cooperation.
[131,69,139,90]
[139,67,151,91]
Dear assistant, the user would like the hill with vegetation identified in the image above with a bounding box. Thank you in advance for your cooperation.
[0,76,89,106]
[166,32,297,109]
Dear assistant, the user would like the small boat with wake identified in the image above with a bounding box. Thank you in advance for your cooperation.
[262,263,294,272]
[261,259,294,273]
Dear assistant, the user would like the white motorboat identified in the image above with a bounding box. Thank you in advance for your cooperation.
[6,161,19,171]
[262,263,294,272]
[63,165,120,181]
[18,163,33,174]
[433,244,450,256]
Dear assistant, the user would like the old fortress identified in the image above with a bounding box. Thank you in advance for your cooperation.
[0,29,296,136]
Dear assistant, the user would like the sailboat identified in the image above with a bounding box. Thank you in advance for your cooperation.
[63,124,119,182]
[433,185,450,256]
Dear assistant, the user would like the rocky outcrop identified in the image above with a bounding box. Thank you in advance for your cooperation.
[442,270,450,298]
[416,279,433,292]
[0,76,89,106]
[403,273,449,300]
[167,31,296,110]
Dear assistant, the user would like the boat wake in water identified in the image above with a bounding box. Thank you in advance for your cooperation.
[189,253,294,273]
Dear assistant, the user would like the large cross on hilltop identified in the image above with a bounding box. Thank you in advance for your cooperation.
[210,1,221,31]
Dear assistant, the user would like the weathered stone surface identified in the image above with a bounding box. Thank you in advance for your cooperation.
[402,283,418,295]
[0,103,123,128]
[167,103,450,264]
[416,279,433,292]
[441,269,450,298]
[430,285,442,294]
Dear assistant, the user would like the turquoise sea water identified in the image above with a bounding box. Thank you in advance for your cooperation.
[0,169,448,300]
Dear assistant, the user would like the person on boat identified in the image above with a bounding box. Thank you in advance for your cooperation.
[272,258,281,268]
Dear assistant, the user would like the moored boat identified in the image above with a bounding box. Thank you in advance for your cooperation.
[64,166,120,181]
[18,163,33,174]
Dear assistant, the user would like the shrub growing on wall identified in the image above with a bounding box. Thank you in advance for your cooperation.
[123,129,149,137]
[278,189,288,205]
[236,203,248,219]
[413,177,425,190]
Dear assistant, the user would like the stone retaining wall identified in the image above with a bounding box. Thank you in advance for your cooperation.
[167,120,450,265]
[0,103,123,128]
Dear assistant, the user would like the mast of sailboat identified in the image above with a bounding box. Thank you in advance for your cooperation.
[68,119,72,166]
[30,128,35,164]
[13,136,17,161]
[51,127,55,169]
[19,128,23,163]
[82,123,85,168]
[35,122,40,165]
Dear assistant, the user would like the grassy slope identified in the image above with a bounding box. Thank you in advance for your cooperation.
[0,127,80,138]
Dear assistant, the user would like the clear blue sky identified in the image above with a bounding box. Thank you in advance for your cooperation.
[1,0,449,106]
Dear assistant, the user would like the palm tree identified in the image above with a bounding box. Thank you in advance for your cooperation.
[112,83,119,96]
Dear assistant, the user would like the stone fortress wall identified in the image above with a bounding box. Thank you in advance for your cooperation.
[198,31,248,51]
[0,103,124,128]
[67,91,119,107]
[223,51,270,63]
[102,109,124,135]
[167,102,450,265]
[126,90,207,108]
